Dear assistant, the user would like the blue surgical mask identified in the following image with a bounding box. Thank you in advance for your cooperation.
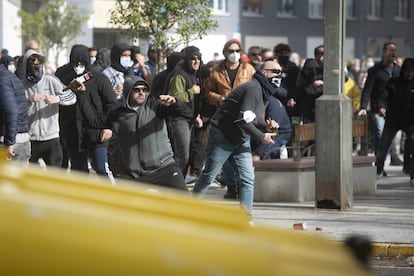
[120,56,133,68]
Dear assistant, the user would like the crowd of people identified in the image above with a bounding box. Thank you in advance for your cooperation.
[1,38,413,218]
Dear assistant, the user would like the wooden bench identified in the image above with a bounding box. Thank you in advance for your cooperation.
[253,116,376,203]
[291,116,369,160]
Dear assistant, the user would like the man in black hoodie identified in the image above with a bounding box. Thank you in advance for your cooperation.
[193,60,279,218]
[376,58,414,184]
[55,44,117,184]
[167,46,202,176]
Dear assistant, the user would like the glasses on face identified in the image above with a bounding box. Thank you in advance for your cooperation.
[228,49,241,53]
[250,53,260,57]
[264,68,282,74]
[190,56,201,61]
[132,87,148,93]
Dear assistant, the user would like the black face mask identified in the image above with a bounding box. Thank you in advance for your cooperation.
[278,55,289,66]
[27,64,44,83]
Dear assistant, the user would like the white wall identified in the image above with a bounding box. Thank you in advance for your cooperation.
[0,0,22,56]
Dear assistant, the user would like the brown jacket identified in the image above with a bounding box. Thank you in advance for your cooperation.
[206,61,256,106]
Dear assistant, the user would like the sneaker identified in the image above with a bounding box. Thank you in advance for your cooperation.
[390,158,404,166]
[223,186,239,199]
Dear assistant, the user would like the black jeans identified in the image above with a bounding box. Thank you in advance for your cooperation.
[376,124,414,175]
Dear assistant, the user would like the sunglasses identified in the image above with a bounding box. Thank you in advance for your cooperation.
[190,56,201,61]
[264,69,282,74]
[250,53,260,56]
[132,87,148,93]
[228,49,241,53]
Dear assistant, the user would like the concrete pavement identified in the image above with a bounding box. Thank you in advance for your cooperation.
[203,157,414,257]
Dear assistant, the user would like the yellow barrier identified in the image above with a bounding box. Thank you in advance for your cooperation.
[0,151,369,275]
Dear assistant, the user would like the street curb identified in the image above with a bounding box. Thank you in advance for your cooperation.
[372,243,414,256]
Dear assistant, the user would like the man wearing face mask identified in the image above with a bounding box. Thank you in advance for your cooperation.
[1,55,17,74]
[22,50,77,168]
[273,43,300,116]
[103,42,135,103]
[204,39,256,199]
[55,44,117,183]
[193,60,280,219]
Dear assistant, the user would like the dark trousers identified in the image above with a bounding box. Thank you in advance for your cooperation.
[120,162,187,191]
[29,138,63,168]
[188,124,209,176]
[376,124,414,176]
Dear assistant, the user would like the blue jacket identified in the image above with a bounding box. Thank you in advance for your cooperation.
[0,65,29,145]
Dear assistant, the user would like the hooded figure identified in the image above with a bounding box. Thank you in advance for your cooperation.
[91,48,111,73]
[109,76,188,190]
[150,51,184,97]
[293,58,324,123]
[102,42,135,101]
[376,58,414,184]
[55,44,118,181]
[166,46,202,175]
[22,49,77,167]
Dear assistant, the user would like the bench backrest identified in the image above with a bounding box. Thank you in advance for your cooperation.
[291,116,369,158]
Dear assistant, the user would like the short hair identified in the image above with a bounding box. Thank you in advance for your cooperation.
[248,46,262,55]
[314,45,324,56]
[222,38,243,55]
[383,41,396,52]
[273,43,291,55]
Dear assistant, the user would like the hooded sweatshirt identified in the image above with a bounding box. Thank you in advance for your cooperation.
[379,58,414,129]
[22,50,76,141]
[110,76,189,176]
[102,42,133,90]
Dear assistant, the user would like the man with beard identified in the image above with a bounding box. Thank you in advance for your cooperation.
[108,76,188,191]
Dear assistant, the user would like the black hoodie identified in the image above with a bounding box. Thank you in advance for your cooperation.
[109,42,132,74]
[379,58,414,128]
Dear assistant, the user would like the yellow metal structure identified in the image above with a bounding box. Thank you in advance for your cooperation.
[0,150,369,275]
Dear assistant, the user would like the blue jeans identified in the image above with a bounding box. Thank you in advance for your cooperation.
[193,126,255,217]
[69,146,115,184]
[370,112,385,154]
[253,132,291,159]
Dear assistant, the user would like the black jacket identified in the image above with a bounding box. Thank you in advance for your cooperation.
[379,58,414,129]
[0,65,29,145]
[211,75,270,145]
[110,76,189,177]
[361,61,400,112]
[55,45,118,151]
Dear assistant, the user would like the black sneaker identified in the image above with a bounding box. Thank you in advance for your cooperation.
[223,186,239,199]
[390,158,404,166]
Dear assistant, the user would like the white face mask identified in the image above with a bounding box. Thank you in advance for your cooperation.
[74,65,86,75]
[8,64,16,73]
[90,56,96,65]
[227,52,240,63]
[120,56,133,68]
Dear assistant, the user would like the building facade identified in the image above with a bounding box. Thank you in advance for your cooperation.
[1,0,413,67]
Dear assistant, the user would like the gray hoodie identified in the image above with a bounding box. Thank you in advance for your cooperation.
[22,49,76,141]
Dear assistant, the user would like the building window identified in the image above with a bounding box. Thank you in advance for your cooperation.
[308,0,323,19]
[346,0,356,19]
[277,0,296,17]
[367,0,383,20]
[242,0,263,17]
[210,0,228,15]
[395,0,411,21]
